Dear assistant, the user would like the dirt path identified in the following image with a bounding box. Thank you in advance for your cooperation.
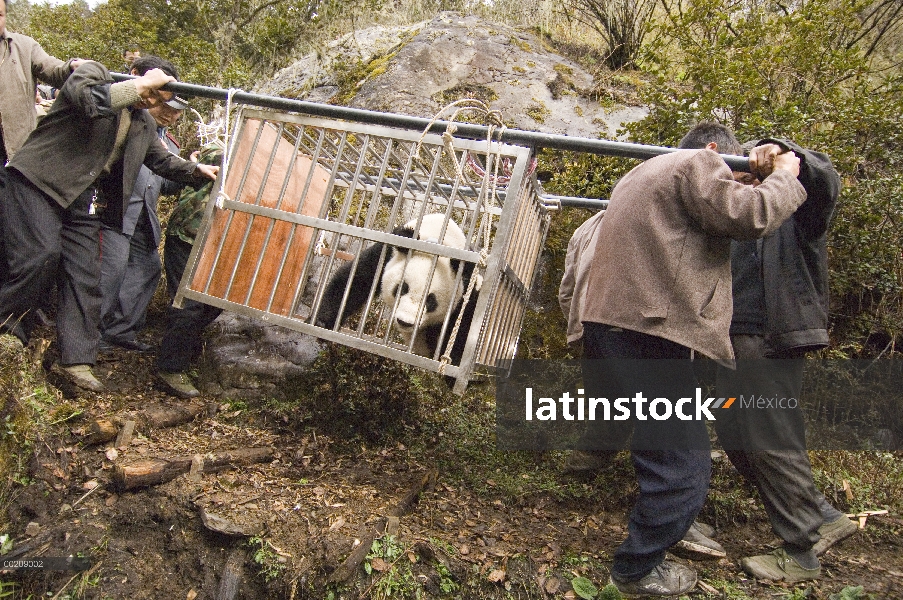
[4,337,902,599]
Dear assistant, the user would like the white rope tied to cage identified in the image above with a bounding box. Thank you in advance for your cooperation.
[214,87,241,209]
[438,247,488,375]
[431,99,508,375]
[415,98,502,179]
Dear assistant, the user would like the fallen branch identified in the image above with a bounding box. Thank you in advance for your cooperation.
[114,420,136,449]
[142,402,214,429]
[846,509,889,529]
[329,468,437,583]
[111,447,275,491]
[83,403,216,445]
[86,419,118,445]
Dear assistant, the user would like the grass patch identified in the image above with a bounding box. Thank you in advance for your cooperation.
[433,83,499,107]
[508,36,533,53]
[698,574,755,599]
[0,340,68,530]
[331,31,419,106]
[810,451,903,514]
[525,100,551,124]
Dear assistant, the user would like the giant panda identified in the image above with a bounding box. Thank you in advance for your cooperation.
[317,213,481,368]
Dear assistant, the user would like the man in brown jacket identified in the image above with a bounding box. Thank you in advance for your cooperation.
[0,0,84,287]
[581,122,806,596]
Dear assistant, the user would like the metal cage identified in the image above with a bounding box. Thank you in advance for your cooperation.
[176,109,550,394]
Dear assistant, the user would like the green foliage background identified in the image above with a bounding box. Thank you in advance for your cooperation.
[548,0,903,357]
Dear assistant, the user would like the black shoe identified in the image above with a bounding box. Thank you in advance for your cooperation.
[610,561,697,596]
[562,450,618,474]
[120,339,153,352]
[103,337,154,352]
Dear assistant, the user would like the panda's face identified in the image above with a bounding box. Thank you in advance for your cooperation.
[380,214,467,340]
[381,252,460,334]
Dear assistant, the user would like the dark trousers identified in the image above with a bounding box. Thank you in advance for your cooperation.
[0,161,7,286]
[156,233,221,373]
[715,334,842,552]
[100,208,161,343]
[0,171,101,365]
[583,323,711,582]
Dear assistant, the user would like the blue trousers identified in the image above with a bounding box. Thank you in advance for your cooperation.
[582,322,711,582]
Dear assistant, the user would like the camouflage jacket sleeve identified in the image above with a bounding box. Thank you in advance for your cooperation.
[168,143,224,244]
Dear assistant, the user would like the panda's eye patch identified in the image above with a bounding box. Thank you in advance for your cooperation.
[392,282,410,297]
[426,293,438,313]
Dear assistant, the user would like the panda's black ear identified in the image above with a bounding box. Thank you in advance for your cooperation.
[393,224,416,238]
[392,224,416,254]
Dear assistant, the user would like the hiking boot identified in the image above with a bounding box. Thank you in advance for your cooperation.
[692,520,716,538]
[813,516,858,556]
[157,371,200,399]
[740,548,821,583]
[610,561,697,597]
[671,521,726,560]
[562,450,617,474]
[51,363,106,393]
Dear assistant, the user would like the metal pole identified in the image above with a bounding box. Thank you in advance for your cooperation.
[113,73,753,172]
[548,196,609,210]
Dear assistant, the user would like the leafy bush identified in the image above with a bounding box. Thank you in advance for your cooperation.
[621,0,903,355]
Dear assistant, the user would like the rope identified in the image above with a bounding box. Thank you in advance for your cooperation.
[214,88,241,209]
[423,99,508,375]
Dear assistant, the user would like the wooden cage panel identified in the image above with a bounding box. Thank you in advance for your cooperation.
[189,119,330,315]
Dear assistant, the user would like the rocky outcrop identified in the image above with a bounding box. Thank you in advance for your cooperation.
[258,12,646,138]
[199,313,320,399]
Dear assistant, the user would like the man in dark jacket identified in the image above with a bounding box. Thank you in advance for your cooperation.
[715,139,857,583]
[0,59,217,392]
[155,142,224,399]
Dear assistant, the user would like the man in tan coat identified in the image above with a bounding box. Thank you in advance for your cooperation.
[0,0,84,291]
[581,122,806,596]
[0,0,83,162]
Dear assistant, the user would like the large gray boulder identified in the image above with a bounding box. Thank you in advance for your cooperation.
[258,12,646,137]
[200,313,321,400]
